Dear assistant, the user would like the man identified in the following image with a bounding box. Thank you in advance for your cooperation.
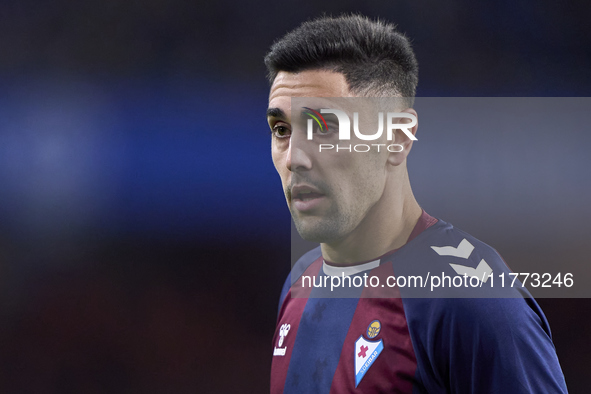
[265,14,567,393]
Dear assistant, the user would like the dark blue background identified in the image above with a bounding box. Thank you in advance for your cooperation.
[0,0,589,391]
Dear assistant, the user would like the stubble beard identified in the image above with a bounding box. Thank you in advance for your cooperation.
[289,173,384,245]
[285,178,345,243]
[286,172,380,245]
[289,195,358,244]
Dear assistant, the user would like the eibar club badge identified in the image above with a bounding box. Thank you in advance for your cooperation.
[354,321,384,387]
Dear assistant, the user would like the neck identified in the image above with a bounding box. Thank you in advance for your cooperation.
[320,170,422,266]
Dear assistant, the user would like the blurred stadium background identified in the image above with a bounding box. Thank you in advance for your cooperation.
[0,0,589,392]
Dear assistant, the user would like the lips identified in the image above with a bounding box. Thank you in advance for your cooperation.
[294,190,324,201]
[291,185,326,212]
[291,185,323,200]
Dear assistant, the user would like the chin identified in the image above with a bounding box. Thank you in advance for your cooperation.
[293,219,343,244]
[297,230,326,243]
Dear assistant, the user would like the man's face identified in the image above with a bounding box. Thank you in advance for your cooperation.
[267,70,391,244]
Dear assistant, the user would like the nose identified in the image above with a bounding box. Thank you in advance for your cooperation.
[286,136,312,173]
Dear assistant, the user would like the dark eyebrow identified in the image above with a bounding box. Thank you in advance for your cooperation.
[267,107,286,119]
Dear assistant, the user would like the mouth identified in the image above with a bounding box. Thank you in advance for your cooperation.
[291,185,326,212]
[293,190,324,202]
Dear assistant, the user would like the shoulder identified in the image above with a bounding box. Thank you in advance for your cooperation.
[398,218,549,331]
[390,218,517,298]
[398,220,566,392]
[403,218,508,269]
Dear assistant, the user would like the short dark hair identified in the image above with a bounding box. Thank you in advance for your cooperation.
[264,14,419,107]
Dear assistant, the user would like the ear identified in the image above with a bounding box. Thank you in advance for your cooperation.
[387,108,418,166]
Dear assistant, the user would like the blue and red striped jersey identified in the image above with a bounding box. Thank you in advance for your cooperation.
[271,212,567,393]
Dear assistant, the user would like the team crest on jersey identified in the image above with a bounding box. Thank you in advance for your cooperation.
[354,331,384,387]
[273,323,290,356]
[367,320,381,338]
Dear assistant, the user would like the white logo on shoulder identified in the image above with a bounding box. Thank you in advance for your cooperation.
[450,259,492,282]
[431,238,493,283]
[273,323,291,356]
[431,238,474,259]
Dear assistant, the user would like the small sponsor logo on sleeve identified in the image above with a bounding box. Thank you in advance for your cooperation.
[273,323,291,356]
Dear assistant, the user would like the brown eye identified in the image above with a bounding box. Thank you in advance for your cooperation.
[273,125,291,139]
